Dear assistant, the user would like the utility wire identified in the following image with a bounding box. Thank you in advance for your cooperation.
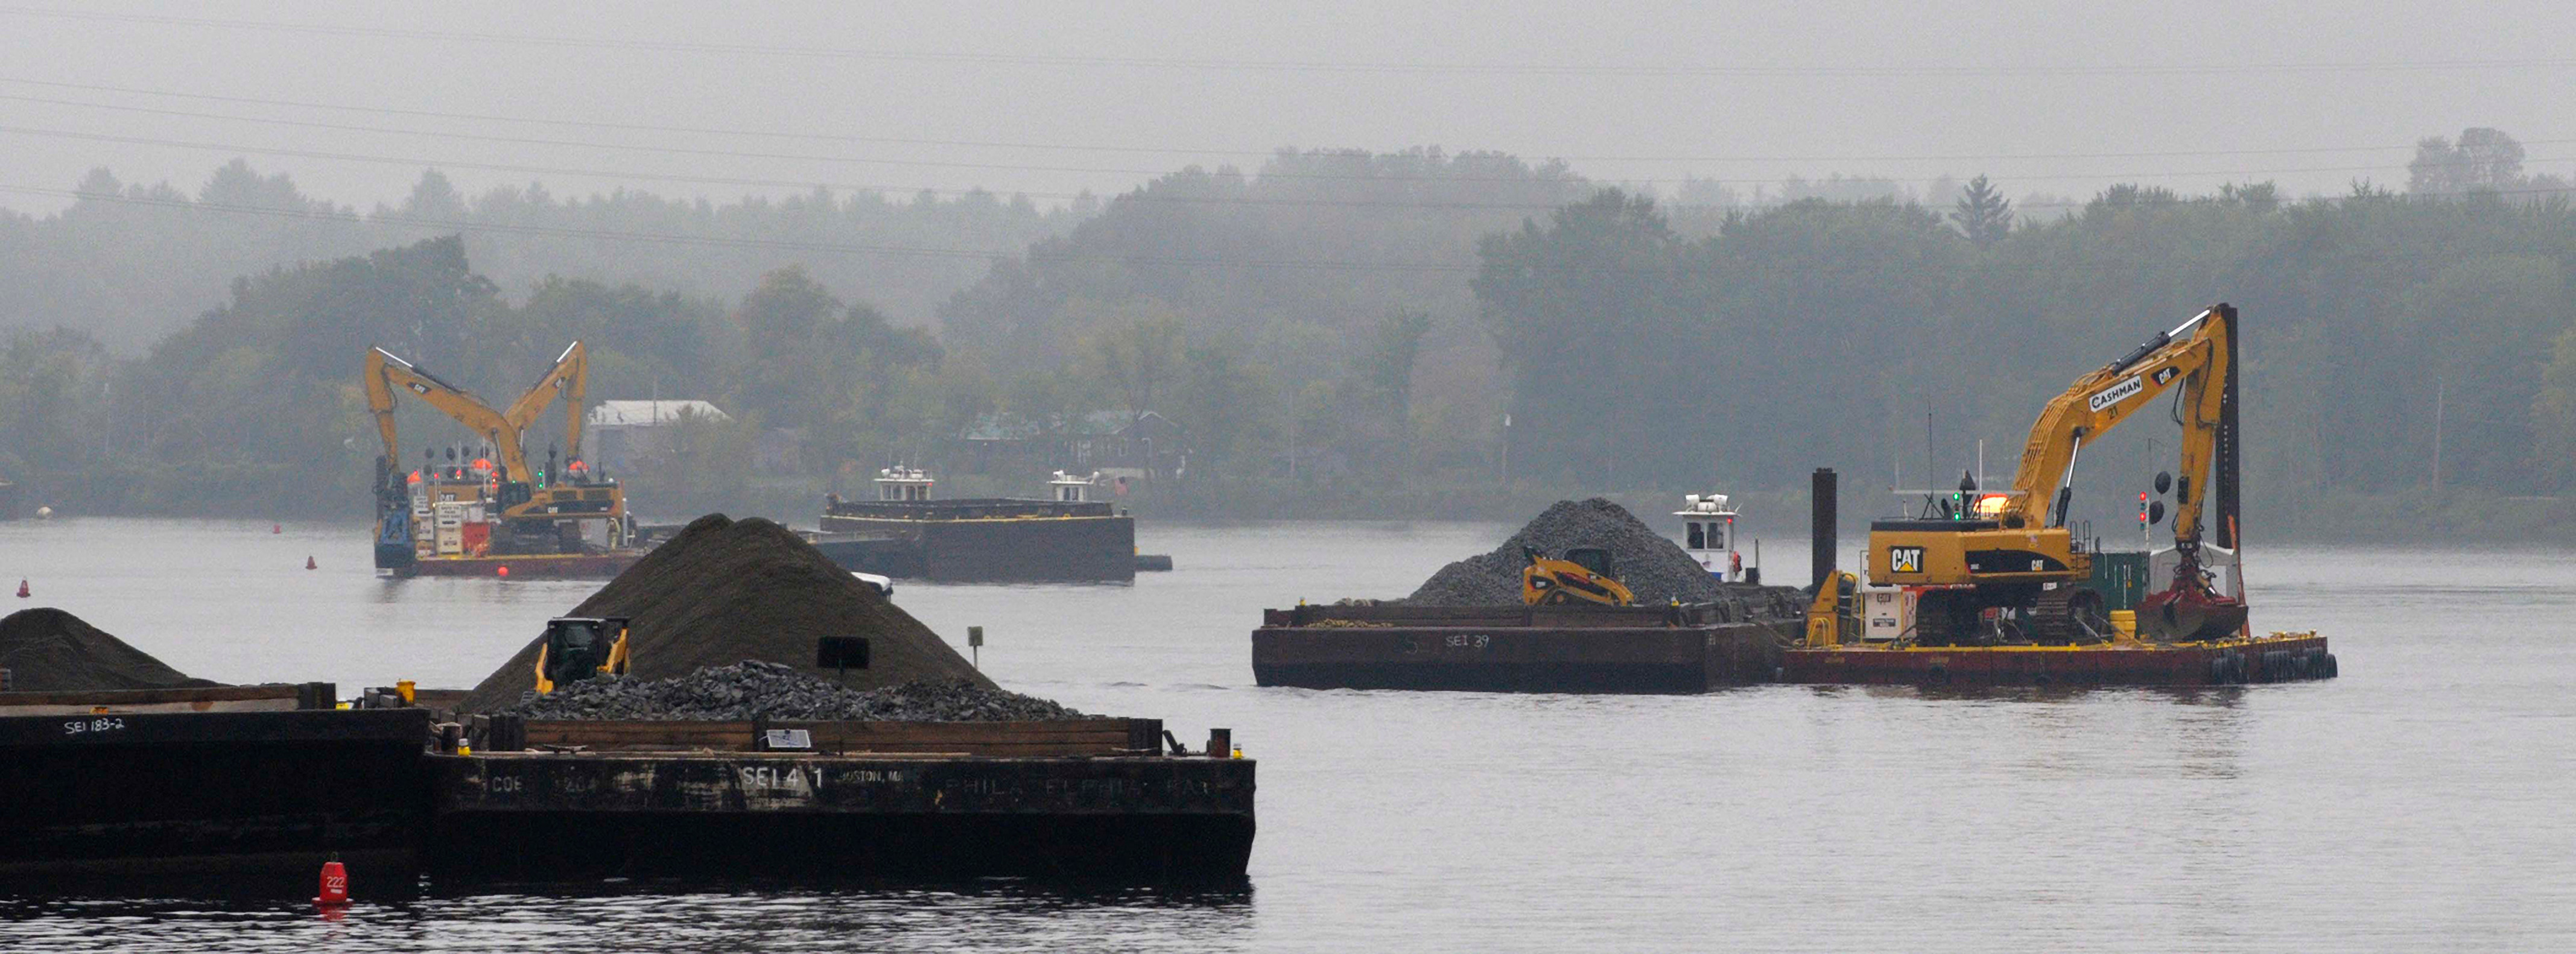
[0,76,2511,165]
[9,183,2571,278]
[5,5,2572,78]
[1,124,2539,206]
[0,98,2491,188]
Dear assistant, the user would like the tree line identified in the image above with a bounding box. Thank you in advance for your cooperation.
[5,131,2575,537]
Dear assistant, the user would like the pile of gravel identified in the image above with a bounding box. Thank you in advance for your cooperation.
[498,661,1090,722]
[1406,498,1727,607]
[459,514,993,713]
[0,608,218,692]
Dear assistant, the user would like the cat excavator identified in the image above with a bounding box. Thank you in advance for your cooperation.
[365,343,626,569]
[1867,303,2247,645]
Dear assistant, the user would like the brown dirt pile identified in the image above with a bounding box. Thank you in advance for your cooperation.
[0,607,217,692]
[459,514,992,713]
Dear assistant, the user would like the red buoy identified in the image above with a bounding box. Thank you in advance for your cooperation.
[14,580,27,598]
[314,857,351,906]
[496,565,510,578]
[272,523,282,534]
[305,555,317,570]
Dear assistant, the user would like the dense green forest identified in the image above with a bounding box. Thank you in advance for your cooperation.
[0,161,1076,352]
[5,132,2576,539]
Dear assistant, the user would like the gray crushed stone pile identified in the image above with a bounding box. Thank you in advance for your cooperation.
[1406,498,1727,606]
[1404,498,1809,620]
[496,661,1092,722]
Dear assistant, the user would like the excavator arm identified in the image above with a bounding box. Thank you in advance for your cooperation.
[2003,305,2236,537]
[364,347,524,479]
[502,341,587,467]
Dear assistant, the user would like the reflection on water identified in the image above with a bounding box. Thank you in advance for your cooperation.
[4,519,2574,950]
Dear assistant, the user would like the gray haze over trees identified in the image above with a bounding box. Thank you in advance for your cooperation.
[5,3,2576,539]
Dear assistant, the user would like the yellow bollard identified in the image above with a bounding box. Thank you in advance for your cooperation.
[2110,610,2138,640]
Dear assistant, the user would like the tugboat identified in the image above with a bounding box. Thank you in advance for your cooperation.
[811,468,1140,582]
[1674,493,1747,583]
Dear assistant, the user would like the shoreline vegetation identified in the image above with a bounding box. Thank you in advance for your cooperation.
[8,135,2576,544]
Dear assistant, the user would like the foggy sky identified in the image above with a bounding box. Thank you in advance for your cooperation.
[2,0,2572,216]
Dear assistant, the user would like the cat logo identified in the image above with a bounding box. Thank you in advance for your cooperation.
[1889,546,1924,573]
[405,382,431,395]
[2152,365,2180,386]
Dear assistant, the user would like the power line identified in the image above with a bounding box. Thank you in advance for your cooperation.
[5,5,2573,78]
[8,182,2568,280]
[0,123,2527,207]
[0,75,2505,165]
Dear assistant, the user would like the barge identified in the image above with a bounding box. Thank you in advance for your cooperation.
[434,716,1252,883]
[0,684,1252,892]
[1252,602,1792,693]
[816,469,1140,583]
[0,686,433,887]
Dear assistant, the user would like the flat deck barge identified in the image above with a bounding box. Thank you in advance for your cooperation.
[0,687,1252,892]
[395,550,642,579]
[1252,603,1793,693]
[437,715,1251,883]
[0,691,431,886]
[817,498,1137,583]
[1781,631,2336,686]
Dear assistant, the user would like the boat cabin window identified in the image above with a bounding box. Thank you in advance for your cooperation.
[1687,521,1707,550]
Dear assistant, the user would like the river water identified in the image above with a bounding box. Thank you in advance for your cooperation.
[1,517,2570,952]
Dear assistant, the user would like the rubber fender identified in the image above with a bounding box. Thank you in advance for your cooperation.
[2323,653,2339,678]
[1925,663,1950,684]
[2230,652,2250,683]
[2210,657,2234,684]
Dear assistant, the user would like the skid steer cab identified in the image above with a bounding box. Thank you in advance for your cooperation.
[532,616,632,694]
[1521,546,1636,607]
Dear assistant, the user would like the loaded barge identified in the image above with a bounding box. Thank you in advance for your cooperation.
[0,686,1252,891]
[814,469,1146,582]
[366,342,648,580]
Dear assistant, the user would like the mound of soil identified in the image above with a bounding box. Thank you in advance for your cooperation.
[0,608,217,692]
[495,661,1087,722]
[1406,498,1727,607]
[458,514,992,713]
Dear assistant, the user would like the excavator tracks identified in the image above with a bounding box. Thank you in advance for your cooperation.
[2028,586,2108,645]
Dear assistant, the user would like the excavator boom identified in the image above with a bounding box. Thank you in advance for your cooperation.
[503,341,588,466]
[1864,304,2244,645]
[364,347,523,478]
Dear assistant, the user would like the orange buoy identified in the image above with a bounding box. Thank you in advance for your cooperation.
[496,565,510,578]
[14,580,26,598]
[314,856,351,906]
[305,555,317,570]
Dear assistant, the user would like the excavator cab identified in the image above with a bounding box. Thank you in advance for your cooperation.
[532,616,632,694]
[1522,546,1637,607]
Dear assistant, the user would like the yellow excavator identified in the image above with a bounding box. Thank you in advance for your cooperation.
[1521,546,1636,607]
[501,341,591,481]
[365,343,625,570]
[1867,303,2247,645]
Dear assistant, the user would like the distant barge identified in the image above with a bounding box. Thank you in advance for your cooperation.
[1254,603,1792,693]
[0,689,1251,891]
[815,469,1143,583]
[1253,482,2336,693]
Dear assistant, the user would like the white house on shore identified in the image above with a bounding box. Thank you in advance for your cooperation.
[580,400,730,473]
